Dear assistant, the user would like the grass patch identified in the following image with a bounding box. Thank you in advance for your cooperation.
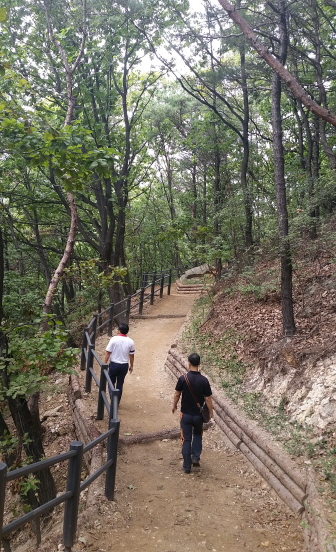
[180,294,247,387]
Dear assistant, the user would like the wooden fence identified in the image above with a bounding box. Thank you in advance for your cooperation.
[0,389,120,552]
[165,347,336,552]
[0,269,172,552]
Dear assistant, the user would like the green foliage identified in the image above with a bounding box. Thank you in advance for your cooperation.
[63,259,127,325]
[0,319,79,399]
[3,272,45,326]
[19,474,39,497]
[63,259,127,291]
[0,431,19,458]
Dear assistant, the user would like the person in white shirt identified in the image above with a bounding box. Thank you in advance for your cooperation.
[104,323,135,403]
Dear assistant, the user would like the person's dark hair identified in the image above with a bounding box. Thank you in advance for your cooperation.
[118,323,129,335]
[188,353,200,367]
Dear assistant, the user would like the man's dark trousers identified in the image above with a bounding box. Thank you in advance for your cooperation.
[108,361,128,402]
[180,413,203,471]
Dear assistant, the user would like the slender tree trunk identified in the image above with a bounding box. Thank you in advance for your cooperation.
[7,396,57,505]
[0,228,3,327]
[42,0,87,315]
[239,33,253,249]
[271,2,295,336]
[213,136,222,281]
[0,411,17,467]
[42,192,78,315]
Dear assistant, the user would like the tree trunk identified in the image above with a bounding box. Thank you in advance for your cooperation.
[271,2,295,336]
[42,192,78,316]
[42,0,87,315]
[239,23,253,250]
[0,411,18,467]
[7,396,57,505]
[0,228,3,327]
[213,134,222,282]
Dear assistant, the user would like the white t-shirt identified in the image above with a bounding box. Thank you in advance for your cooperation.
[105,334,135,364]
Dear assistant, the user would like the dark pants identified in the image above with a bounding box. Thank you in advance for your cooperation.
[108,361,129,403]
[180,413,203,471]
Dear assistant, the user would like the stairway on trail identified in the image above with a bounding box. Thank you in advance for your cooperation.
[175,279,205,293]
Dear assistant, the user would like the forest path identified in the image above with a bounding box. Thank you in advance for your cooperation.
[79,286,304,552]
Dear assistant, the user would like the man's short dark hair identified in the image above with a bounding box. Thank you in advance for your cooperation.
[188,353,200,367]
[118,323,129,335]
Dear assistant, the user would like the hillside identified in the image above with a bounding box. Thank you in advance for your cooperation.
[180,215,336,502]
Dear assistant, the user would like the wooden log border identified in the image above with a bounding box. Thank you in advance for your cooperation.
[164,348,336,552]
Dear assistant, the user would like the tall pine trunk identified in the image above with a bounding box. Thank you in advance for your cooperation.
[271,2,295,336]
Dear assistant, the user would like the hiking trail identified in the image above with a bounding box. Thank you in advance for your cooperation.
[76,286,304,552]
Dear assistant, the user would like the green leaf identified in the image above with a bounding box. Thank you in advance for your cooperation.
[0,7,7,22]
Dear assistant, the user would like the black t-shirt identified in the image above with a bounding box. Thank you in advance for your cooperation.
[175,370,212,416]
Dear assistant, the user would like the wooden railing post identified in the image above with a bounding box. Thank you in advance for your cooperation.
[80,327,88,371]
[0,462,7,543]
[108,303,114,337]
[160,274,164,298]
[97,363,108,420]
[139,287,145,315]
[126,295,131,324]
[150,272,156,305]
[105,389,120,501]
[85,344,94,393]
[167,269,172,295]
[91,314,98,347]
[63,442,83,552]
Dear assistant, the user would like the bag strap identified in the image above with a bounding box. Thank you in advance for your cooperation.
[184,373,201,408]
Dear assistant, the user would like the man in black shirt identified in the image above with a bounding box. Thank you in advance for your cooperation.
[172,353,213,473]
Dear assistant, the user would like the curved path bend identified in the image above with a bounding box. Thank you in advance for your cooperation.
[79,286,304,552]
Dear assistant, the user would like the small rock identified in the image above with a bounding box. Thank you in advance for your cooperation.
[57,427,68,436]
[42,405,65,421]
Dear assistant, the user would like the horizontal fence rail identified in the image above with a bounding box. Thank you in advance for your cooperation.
[0,388,120,552]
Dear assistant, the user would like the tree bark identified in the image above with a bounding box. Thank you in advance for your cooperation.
[0,411,17,467]
[271,2,295,336]
[7,396,57,505]
[42,0,87,315]
[0,228,3,328]
[240,41,253,249]
[42,192,78,315]
[213,133,222,281]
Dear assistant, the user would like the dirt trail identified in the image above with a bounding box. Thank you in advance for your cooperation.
[79,287,304,552]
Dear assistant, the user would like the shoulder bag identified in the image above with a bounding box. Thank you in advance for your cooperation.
[184,373,211,423]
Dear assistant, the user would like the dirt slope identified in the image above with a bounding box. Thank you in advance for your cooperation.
[75,287,304,552]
